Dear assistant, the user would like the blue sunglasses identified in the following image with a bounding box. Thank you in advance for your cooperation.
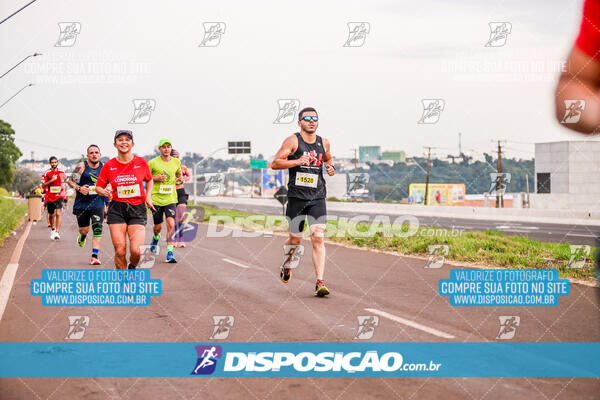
[301,116,318,122]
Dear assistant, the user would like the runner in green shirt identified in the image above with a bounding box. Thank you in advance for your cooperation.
[148,138,182,263]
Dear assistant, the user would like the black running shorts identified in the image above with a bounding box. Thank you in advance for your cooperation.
[106,201,147,226]
[152,203,177,225]
[285,197,327,234]
[176,188,188,205]
[73,207,105,228]
[47,199,63,215]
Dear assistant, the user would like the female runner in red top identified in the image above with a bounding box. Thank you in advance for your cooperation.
[96,130,155,269]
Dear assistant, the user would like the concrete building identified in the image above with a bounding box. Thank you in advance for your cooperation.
[530,140,600,211]
[359,146,381,162]
[381,151,406,163]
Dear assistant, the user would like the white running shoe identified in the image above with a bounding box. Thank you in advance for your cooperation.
[50,230,56,240]
[54,231,61,240]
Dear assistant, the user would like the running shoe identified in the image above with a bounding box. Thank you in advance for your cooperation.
[90,254,101,265]
[77,234,86,247]
[150,234,160,254]
[280,266,291,283]
[54,231,61,240]
[166,251,177,263]
[315,279,329,297]
[179,241,186,248]
[50,230,55,240]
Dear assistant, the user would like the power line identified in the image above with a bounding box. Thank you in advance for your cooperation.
[0,0,39,25]
[14,138,83,156]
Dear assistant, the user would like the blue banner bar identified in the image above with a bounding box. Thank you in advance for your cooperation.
[0,342,599,377]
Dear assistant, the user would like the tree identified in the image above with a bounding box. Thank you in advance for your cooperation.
[11,167,40,196]
[0,120,22,187]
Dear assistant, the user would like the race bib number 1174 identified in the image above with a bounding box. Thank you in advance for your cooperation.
[117,184,141,199]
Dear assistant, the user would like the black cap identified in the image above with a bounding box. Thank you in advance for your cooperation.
[114,129,133,141]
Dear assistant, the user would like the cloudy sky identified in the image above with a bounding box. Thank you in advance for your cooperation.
[0,0,591,161]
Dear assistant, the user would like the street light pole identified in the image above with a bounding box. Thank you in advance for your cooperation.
[0,53,42,80]
[193,160,203,204]
[0,83,34,109]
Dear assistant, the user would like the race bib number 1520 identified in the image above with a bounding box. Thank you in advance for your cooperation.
[295,172,318,188]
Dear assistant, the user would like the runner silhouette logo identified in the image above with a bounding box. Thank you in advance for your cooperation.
[191,345,223,375]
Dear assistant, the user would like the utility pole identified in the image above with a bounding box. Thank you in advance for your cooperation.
[496,140,503,208]
[424,147,432,206]
[458,132,462,155]
[353,148,358,202]
[525,172,530,208]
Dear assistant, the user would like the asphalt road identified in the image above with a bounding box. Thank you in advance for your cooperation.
[198,199,600,246]
[0,211,598,399]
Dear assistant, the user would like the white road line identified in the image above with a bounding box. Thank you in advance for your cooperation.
[0,221,32,323]
[0,264,20,322]
[496,225,539,230]
[222,258,251,269]
[364,308,455,339]
[566,233,597,238]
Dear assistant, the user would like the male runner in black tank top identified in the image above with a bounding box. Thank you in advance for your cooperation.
[272,107,336,297]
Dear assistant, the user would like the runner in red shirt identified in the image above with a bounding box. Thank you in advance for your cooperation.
[40,172,51,228]
[555,0,600,293]
[41,157,65,240]
[96,130,154,270]
[555,0,600,133]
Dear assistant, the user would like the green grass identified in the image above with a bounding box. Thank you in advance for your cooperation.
[331,226,596,282]
[190,203,598,283]
[189,204,252,222]
[0,196,27,246]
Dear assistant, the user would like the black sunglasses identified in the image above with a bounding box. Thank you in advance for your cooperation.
[301,116,318,122]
